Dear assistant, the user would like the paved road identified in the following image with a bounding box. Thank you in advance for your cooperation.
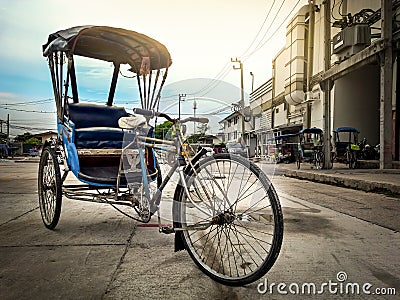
[0,161,398,299]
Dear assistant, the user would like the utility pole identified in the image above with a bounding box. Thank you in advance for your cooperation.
[231,58,245,143]
[193,98,197,134]
[6,114,10,145]
[250,72,254,92]
[178,93,186,120]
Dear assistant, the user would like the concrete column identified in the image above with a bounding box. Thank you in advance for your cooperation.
[380,0,393,169]
[322,0,333,169]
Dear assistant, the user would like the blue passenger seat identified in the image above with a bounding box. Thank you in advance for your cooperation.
[68,103,129,149]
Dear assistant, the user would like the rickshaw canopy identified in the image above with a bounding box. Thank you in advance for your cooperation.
[333,127,359,133]
[299,127,323,134]
[267,133,298,142]
[42,25,172,73]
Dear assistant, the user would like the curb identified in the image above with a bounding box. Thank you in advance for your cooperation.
[284,169,400,196]
[14,158,40,164]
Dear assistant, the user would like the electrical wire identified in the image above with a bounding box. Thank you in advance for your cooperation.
[244,0,302,60]
[0,106,56,113]
[331,0,341,21]
[0,98,53,106]
[239,0,277,59]
[243,0,286,60]
[338,0,345,17]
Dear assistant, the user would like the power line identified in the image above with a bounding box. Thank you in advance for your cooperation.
[0,106,56,113]
[239,0,277,59]
[9,124,56,131]
[0,98,53,106]
[243,0,302,60]
[242,0,286,60]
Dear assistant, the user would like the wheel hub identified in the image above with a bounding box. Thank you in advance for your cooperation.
[211,211,235,225]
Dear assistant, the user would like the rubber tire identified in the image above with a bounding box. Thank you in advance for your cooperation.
[38,146,62,229]
[175,153,284,286]
[296,153,301,169]
[315,151,324,170]
[348,151,356,169]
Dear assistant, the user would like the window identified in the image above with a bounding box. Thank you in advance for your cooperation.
[233,131,238,140]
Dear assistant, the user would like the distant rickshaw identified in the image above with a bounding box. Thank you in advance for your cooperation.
[296,127,324,170]
[332,127,360,169]
[268,133,298,164]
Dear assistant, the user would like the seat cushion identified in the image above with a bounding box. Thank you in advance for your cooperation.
[75,127,125,149]
[68,103,129,128]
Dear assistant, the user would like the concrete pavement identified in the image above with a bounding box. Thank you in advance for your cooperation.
[0,158,399,299]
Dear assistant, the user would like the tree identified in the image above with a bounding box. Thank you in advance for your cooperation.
[197,123,209,136]
[14,132,33,143]
[24,137,42,146]
[187,124,209,144]
[155,121,173,140]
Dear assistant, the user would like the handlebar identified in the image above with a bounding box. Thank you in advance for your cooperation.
[133,108,209,124]
[133,108,173,122]
[180,117,209,124]
[132,108,154,117]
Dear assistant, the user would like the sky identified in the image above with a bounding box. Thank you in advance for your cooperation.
[0,0,307,137]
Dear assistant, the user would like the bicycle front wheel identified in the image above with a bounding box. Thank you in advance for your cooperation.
[176,153,283,286]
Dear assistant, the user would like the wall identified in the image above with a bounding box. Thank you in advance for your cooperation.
[274,103,287,128]
[333,65,380,145]
[273,49,288,97]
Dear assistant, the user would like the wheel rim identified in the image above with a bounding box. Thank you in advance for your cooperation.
[39,150,57,225]
[315,152,322,170]
[181,157,281,283]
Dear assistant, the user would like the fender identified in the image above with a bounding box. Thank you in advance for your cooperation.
[173,147,207,252]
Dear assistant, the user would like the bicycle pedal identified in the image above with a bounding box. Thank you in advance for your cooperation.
[160,226,175,234]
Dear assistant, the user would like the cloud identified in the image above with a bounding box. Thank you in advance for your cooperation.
[0,92,18,100]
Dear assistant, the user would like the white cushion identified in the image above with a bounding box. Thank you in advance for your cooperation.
[118,115,147,129]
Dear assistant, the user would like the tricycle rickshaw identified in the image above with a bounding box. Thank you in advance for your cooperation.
[267,133,298,164]
[332,127,360,169]
[296,127,324,170]
[39,25,283,286]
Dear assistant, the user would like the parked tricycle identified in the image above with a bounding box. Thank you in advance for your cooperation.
[332,127,360,168]
[268,133,298,164]
[39,25,283,286]
[296,128,324,170]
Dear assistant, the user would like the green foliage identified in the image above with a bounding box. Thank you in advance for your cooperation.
[187,124,210,144]
[24,137,42,146]
[197,123,209,135]
[187,133,202,144]
[14,132,33,143]
[155,121,173,139]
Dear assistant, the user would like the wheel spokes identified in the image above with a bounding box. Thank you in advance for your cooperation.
[183,158,277,279]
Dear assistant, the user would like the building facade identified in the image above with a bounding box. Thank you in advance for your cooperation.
[245,0,398,167]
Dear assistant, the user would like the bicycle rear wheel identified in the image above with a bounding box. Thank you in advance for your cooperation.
[38,146,62,229]
[176,153,283,286]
